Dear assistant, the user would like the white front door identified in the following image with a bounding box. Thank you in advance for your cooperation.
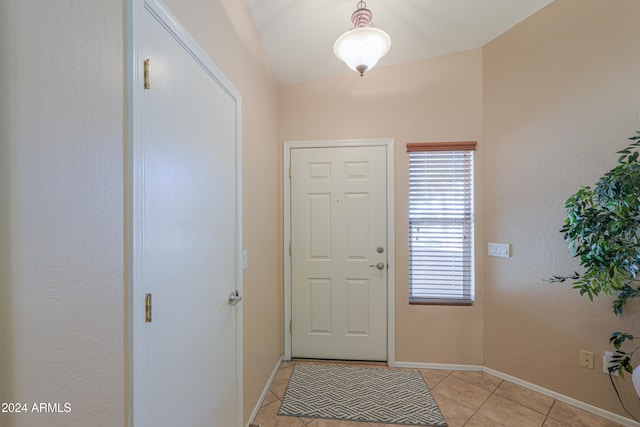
[290,145,388,360]
[137,5,241,426]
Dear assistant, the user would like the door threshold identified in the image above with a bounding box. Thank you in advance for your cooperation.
[291,358,388,367]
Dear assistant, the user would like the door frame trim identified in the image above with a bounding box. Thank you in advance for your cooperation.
[283,139,395,366]
[128,1,243,425]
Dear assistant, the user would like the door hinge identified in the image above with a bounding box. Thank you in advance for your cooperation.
[289,319,292,334]
[145,293,152,323]
[289,242,292,256]
[288,165,292,179]
[144,59,151,89]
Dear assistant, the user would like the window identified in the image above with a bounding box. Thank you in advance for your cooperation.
[407,141,476,305]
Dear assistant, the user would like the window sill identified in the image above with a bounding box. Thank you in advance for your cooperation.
[409,300,473,306]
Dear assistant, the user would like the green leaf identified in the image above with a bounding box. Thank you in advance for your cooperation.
[550,133,640,317]
[610,332,635,349]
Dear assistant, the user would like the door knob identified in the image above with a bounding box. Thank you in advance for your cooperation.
[227,290,243,306]
[369,262,385,270]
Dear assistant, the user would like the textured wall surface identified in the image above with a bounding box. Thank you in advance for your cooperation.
[281,49,485,366]
[4,0,640,424]
[1,1,125,426]
[1,0,282,425]
[0,0,12,417]
[483,0,640,417]
[281,0,640,421]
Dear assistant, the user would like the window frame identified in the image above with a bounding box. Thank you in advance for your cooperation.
[407,141,476,306]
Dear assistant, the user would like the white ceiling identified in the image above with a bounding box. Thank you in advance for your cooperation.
[244,0,554,85]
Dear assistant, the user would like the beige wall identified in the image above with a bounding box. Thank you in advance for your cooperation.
[282,0,640,419]
[0,0,12,415]
[161,0,283,423]
[483,0,640,416]
[1,0,282,426]
[0,1,126,426]
[281,49,485,365]
[4,0,640,424]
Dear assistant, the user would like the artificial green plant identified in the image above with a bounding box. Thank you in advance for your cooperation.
[550,131,640,378]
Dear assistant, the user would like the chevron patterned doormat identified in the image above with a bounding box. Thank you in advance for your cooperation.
[278,364,448,426]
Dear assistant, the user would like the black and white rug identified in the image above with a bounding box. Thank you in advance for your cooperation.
[278,363,448,426]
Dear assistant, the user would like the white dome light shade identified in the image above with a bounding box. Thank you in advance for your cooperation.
[334,27,391,76]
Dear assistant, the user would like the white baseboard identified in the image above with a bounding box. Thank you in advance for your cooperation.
[396,360,638,427]
[483,367,640,427]
[246,355,283,427]
[248,358,638,427]
[395,360,483,372]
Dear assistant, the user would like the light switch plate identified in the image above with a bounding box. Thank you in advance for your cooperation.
[488,242,510,258]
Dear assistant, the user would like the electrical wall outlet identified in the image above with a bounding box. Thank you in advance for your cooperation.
[603,351,619,376]
[579,350,594,369]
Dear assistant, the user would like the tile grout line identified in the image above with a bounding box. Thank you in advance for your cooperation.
[265,361,581,427]
[542,399,559,427]
[462,376,504,426]
[471,377,559,427]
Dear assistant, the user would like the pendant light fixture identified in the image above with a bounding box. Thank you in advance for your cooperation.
[334,1,391,76]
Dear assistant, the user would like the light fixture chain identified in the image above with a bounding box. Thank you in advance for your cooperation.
[351,1,373,28]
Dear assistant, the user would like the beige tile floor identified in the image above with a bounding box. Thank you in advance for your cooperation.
[252,359,625,427]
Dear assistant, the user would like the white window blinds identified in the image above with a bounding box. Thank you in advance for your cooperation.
[407,141,475,305]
